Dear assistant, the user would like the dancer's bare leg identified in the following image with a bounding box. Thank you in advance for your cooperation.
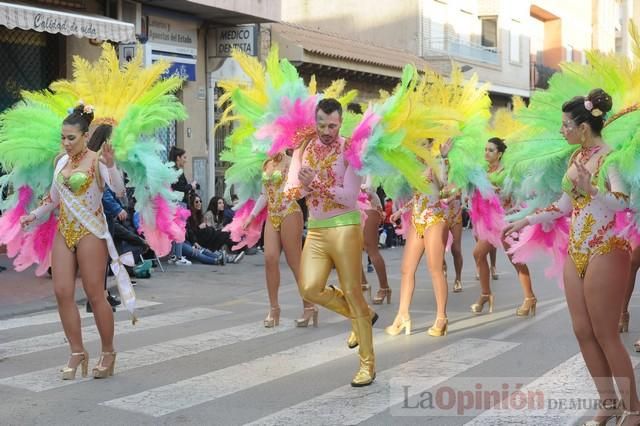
[364,210,389,292]
[390,227,424,324]
[52,233,84,368]
[565,251,640,422]
[424,222,449,325]
[264,220,282,313]
[450,222,463,282]
[76,235,114,366]
[281,212,314,310]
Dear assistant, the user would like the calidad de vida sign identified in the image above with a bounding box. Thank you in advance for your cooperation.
[33,13,97,38]
[216,26,256,56]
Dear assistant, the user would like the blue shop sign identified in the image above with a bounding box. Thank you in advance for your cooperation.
[163,61,196,81]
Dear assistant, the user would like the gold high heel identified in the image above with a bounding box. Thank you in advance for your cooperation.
[61,350,89,380]
[92,352,116,379]
[516,297,537,317]
[581,400,622,425]
[453,279,463,293]
[616,409,640,426]
[385,316,411,336]
[295,307,319,327]
[372,288,392,305]
[619,311,630,333]
[491,266,499,280]
[264,306,281,328]
[471,294,495,314]
[427,317,448,337]
[361,283,372,301]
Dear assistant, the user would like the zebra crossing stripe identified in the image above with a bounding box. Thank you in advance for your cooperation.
[0,307,229,360]
[0,319,296,392]
[0,300,162,331]
[245,338,518,426]
[463,354,640,426]
[100,331,393,417]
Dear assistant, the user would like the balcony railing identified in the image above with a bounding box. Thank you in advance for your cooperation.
[424,37,500,65]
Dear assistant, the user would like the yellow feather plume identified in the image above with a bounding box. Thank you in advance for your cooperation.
[50,43,179,125]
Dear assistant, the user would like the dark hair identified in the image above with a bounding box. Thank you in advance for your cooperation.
[561,88,612,135]
[487,137,507,154]
[63,104,94,133]
[188,194,204,229]
[316,98,342,117]
[346,102,362,114]
[87,124,113,152]
[168,146,186,167]
[207,196,225,224]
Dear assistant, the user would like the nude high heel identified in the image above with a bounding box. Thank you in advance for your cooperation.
[516,297,537,317]
[295,307,319,327]
[372,288,392,305]
[384,316,411,336]
[264,306,281,328]
[61,350,89,380]
[427,317,448,337]
[471,294,494,314]
[92,352,116,379]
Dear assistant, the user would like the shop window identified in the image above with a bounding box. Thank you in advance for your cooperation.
[0,27,61,113]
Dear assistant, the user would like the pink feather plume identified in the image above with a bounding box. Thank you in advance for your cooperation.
[224,199,267,251]
[14,213,58,275]
[507,217,570,286]
[257,97,318,156]
[345,110,381,170]
[0,185,32,249]
[469,190,505,247]
[615,210,640,249]
[140,195,190,257]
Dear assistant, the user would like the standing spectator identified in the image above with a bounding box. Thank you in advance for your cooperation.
[383,198,397,248]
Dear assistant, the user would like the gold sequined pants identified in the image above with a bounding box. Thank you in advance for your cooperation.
[299,225,374,372]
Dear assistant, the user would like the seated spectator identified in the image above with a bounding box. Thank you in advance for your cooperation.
[187,195,244,263]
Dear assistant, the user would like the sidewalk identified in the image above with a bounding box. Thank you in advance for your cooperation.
[0,254,90,319]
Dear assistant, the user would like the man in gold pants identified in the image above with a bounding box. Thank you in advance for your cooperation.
[285,98,377,387]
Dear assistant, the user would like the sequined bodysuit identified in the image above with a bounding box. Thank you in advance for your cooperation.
[409,160,448,238]
[32,155,125,251]
[252,158,302,231]
[56,167,96,249]
[527,150,630,278]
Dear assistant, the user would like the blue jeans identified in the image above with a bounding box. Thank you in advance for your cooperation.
[181,243,223,265]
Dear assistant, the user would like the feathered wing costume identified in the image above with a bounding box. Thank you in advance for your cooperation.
[0,44,187,320]
[218,46,357,249]
[503,21,640,280]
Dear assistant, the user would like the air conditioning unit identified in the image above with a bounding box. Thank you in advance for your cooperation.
[118,0,142,35]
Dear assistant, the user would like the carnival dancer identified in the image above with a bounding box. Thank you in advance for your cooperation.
[385,138,453,337]
[217,48,358,329]
[285,98,377,387]
[471,137,534,316]
[20,105,124,379]
[0,44,189,380]
[505,89,639,425]
[243,150,317,328]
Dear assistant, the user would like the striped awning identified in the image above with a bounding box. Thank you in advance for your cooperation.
[0,2,135,43]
